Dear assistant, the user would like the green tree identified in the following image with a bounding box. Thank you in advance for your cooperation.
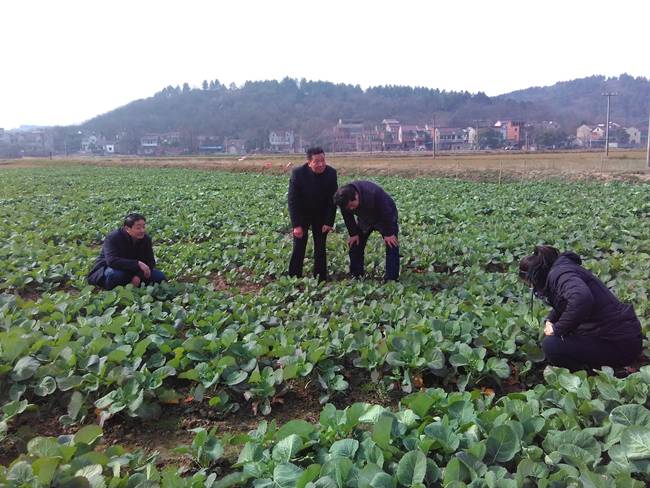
[614,127,630,145]
[480,128,502,149]
[534,127,568,148]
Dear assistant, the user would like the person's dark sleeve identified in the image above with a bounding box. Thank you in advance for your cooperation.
[546,308,560,323]
[325,170,338,226]
[341,209,360,236]
[142,236,156,269]
[287,172,304,228]
[552,273,595,336]
[375,193,399,237]
[104,234,139,272]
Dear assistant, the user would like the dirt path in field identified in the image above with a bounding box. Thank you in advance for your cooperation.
[2,152,649,182]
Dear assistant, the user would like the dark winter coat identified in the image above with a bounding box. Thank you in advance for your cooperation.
[287,164,338,227]
[87,228,156,285]
[544,252,641,340]
[340,180,398,237]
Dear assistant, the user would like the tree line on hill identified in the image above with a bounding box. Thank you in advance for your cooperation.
[51,74,650,152]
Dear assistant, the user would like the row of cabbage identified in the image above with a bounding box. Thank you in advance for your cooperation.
[4,365,650,487]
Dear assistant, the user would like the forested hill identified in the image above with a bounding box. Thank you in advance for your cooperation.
[500,73,650,128]
[79,74,650,147]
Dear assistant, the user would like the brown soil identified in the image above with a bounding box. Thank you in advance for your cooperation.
[209,269,271,295]
[2,151,649,183]
[15,288,42,302]
[0,376,400,468]
[10,283,79,303]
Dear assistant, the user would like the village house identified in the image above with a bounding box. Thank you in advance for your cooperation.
[329,120,364,152]
[224,137,246,154]
[434,127,474,151]
[382,119,401,133]
[102,141,118,154]
[380,119,402,151]
[494,120,524,144]
[80,135,119,154]
[14,129,54,156]
[576,124,592,146]
[0,128,18,157]
[356,130,383,152]
[591,124,605,144]
[398,125,429,150]
[139,132,184,155]
[575,122,640,148]
[196,135,224,154]
[269,129,295,152]
[139,134,160,155]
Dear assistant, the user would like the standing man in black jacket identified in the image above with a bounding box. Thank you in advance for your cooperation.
[87,213,167,290]
[288,147,338,281]
[334,181,400,281]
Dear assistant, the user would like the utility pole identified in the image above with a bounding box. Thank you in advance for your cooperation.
[602,92,618,156]
[473,119,482,150]
[432,114,436,159]
[646,113,650,169]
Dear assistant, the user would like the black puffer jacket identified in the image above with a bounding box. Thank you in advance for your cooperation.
[543,252,641,340]
[340,181,398,237]
[87,228,156,286]
[287,164,338,228]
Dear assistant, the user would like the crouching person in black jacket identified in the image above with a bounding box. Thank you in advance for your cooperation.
[87,213,167,290]
[518,245,642,371]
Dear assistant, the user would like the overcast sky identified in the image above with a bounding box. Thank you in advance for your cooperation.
[2,0,648,129]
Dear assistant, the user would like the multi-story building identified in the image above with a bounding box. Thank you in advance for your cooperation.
[398,125,429,150]
[330,120,365,152]
[434,128,473,151]
[269,129,295,152]
[494,120,524,144]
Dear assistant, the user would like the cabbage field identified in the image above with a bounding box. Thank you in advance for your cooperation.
[1,165,649,487]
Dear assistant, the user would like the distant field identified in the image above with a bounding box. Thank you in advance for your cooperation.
[2,149,649,181]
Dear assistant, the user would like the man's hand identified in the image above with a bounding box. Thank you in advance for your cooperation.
[383,235,399,248]
[131,275,142,287]
[321,225,333,234]
[293,226,304,239]
[347,235,360,247]
[138,261,151,279]
[544,320,554,336]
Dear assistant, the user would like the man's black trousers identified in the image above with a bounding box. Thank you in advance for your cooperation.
[288,222,327,281]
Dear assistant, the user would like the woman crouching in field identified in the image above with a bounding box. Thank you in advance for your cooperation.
[519,245,642,371]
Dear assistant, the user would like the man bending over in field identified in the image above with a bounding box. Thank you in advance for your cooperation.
[87,213,167,290]
[334,181,399,282]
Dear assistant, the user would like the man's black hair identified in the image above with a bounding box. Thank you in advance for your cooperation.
[306,147,325,161]
[333,184,357,208]
[124,213,146,228]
